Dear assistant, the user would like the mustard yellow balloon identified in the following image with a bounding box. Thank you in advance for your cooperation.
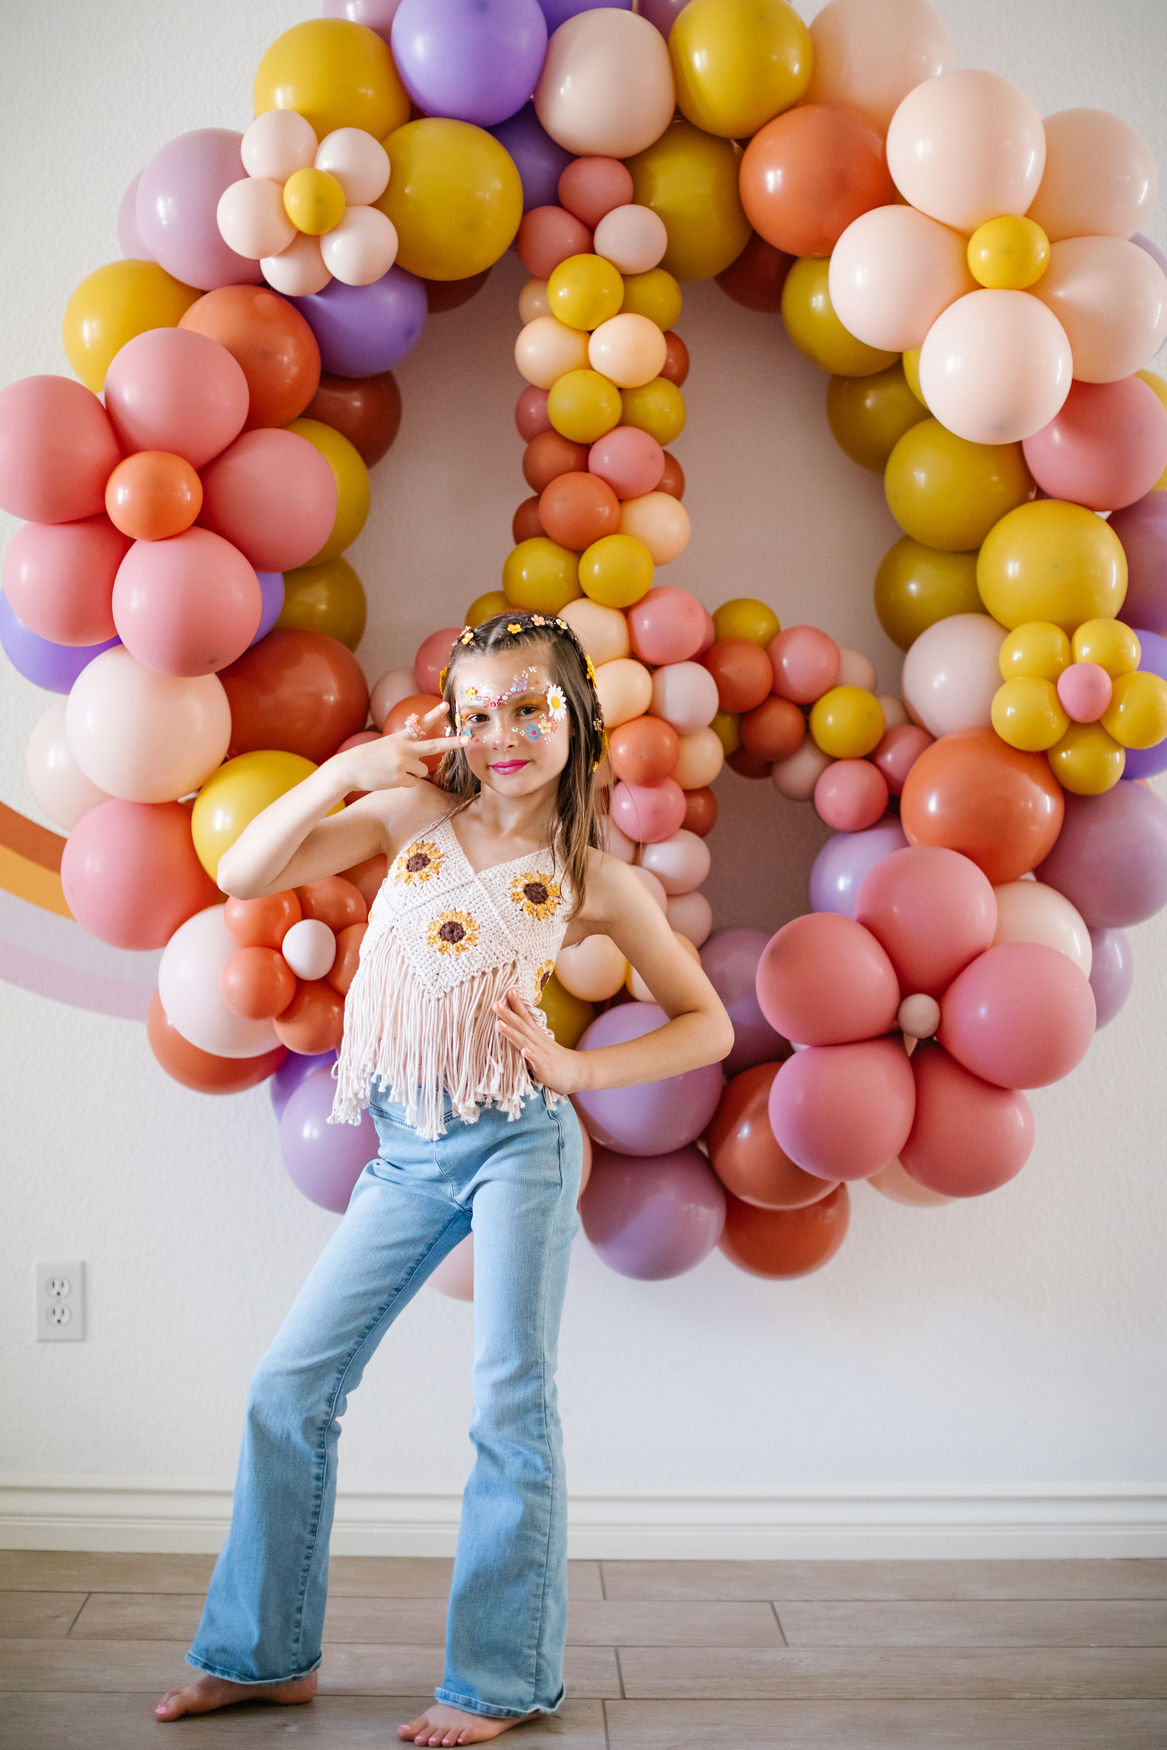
[990,676,1069,752]
[999,621,1071,683]
[669,0,812,140]
[620,378,686,446]
[966,215,1051,290]
[620,267,683,331]
[285,417,370,565]
[547,254,625,332]
[578,534,655,609]
[626,121,751,283]
[712,598,781,646]
[547,369,623,444]
[711,708,742,756]
[1047,722,1126,794]
[782,256,898,377]
[885,418,1035,553]
[466,589,509,627]
[192,750,319,878]
[538,971,595,1047]
[874,538,981,650]
[283,167,347,236]
[977,500,1129,633]
[1102,669,1167,749]
[378,119,522,280]
[63,260,200,392]
[809,686,885,758]
[254,19,409,140]
[1136,370,1167,489]
[826,364,929,472]
[502,538,581,613]
[901,348,928,406]
[278,557,367,650]
[1072,617,1141,677]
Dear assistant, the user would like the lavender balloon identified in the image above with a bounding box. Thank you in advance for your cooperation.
[1111,493,1167,637]
[1036,783,1167,928]
[136,130,263,291]
[270,1049,337,1121]
[294,269,428,377]
[539,0,631,29]
[573,1001,724,1155]
[279,1066,375,1212]
[1088,927,1134,1029]
[699,928,788,1078]
[809,820,909,918]
[580,1143,726,1279]
[0,594,118,693]
[250,572,286,650]
[1120,629,1167,779]
[392,0,549,129]
[491,103,574,212]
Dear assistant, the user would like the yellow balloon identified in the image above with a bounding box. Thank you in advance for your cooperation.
[192,750,319,878]
[378,119,522,280]
[285,417,370,564]
[669,0,812,139]
[711,708,742,756]
[1071,617,1140,677]
[977,501,1128,633]
[466,589,509,626]
[990,676,1068,752]
[578,534,655,609]
[502,538,581,613]
[547,254,625,331]
[874,539,981,651]
[547,369,623,444]
[254,19,409,140]
[1047,722,1126,794]
[999,621,1071,683]
[283,167,347,236]
[1102,669,1167,749]
[537,971,594,1047]
[808,686,885,758]
[278,557,367,650]
[1136,370,1167,489]
[782,256,898,377]
[620,378,686,446]
[620,267,683,331]
[62,260,199,392]
[901,348,928,406]
[712,598,781,646]
[626,120,751,282]
[885,418,1035,552]
[826,365,929,472]
[966,215,1051,290]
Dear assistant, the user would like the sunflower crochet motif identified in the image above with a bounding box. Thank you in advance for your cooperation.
[426,910,480,955]
[510,873,561,921]
[394,841,443,884]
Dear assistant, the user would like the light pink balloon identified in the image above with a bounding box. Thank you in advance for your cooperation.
[900,613,1006,737]
[315,128,392,205]
[807,0,955,134]
[1030,235,1167,383]
[429,1234,475,1301]
[637,827,711,895]
[666,888,712,947]
[756,912,901,1047]
[991,880,1092,977]
[1027,108,1159,243]
[768,1038,917,1181]
[917,289,1073,445]
[856,844,998,998]
[0,376,122,525]
[1057,662,1112,723]
[136,128,265,291]
[158,903,281,1058]
[2,517,128,646]
[900,1044,1033,1197]
[886,70,1046,233]
[370,666,419,727]
[25,699,112,831]
[64,646,231,802]
[1021,376,1167,513]
[937,940,1096,1089]
[592,204,668,274]
[103,329,250,471]
[240,109,318,182]
[112,528,262,677]
[534,11,675,159]
[650,660,720,735]
[772,739,831,801]
[197,429,338,573]
[281,918,339,981]
[320,205,399,287]
[829,205,974,353]
[813,759,889,833]
[627,585,706,665]
[610,778,686,845]
[262,234,333,298]
[216,177,296,260]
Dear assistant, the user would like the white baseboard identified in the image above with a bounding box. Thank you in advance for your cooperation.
[1,1477,1164,1558]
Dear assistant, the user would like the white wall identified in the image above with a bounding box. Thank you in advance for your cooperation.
[2,0,1166,1558]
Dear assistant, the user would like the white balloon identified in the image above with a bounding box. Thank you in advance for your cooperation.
[25,698,111,830]
[281,918,338,981]
[158,905,279,1059]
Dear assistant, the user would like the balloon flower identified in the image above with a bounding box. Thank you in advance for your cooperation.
[219,877,369,1056]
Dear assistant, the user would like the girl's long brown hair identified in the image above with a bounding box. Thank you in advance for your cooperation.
[434,612,608,916]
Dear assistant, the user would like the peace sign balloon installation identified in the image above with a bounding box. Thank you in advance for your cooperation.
[4,0,1167,1298]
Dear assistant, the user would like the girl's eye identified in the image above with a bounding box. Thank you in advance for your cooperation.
[517,702,540,716]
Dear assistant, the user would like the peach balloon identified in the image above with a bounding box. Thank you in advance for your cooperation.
[64,647,231,803]
[886,70,1046,233]
[594,655,653,727]
[587,313,667,388]
[806,0,955,133]
[651,660,720,734]
[555,934,627,1001]
[638,827,712,895]
[672,726,725,789]
[592,204,669,275]
[1030,235,1167,383]
[534,11,676,160]
[867,1158,953,1207]
[517,278,550,324]
[901,613,1006,737]
[514,315,591,388]
[619,491,691,564]
[666,888,713,947]
[559,597,631,665]
[828,205,974,353]
[369,666,417,728]
[991,880,1092,977]
[628,864,669,913]
[917,290,1074,445]
[1026,108,1159,244]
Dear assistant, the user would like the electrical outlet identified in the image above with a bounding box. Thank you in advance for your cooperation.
[35,1261,85,1342]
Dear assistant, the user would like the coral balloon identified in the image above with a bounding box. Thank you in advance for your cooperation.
[740,105,895,261]
[768,1040,916,1181]
[220,946,298,1020]
[718,1184,850,1278]
[273,980,346,1055]
[900,1044,1034,1197]
[179,287,321,430]
[900,728,1064,885]
[756,913,901,1047]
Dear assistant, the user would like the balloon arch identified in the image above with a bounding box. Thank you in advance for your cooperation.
[3,0,1167,1296]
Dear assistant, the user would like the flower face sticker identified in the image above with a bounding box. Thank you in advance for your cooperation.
[454,668,567,742]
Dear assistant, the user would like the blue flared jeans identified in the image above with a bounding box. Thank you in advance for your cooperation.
[186,1087,583,1720]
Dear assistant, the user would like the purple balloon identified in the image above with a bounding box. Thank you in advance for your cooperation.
[1121,629,1167,779]
[250,571,286,650]
[580,1143,726,1279]
[0,593,118,692]
[1036,783,1167,928]
[270,1049,336,1121]
[699,928,788,1078]
[809,819,909,917]
[279,1065,376,1212]
[323,0,404,40]
[1088,927,1134,1029]
[1110,493,1167,636]
[633,0,685,35]
[490,103,574,213]
[392,0,548,129]
[294,268,428,377]
[118,173,147,258]
[136,130,264,292]
[539,0,632,28]
[573,1001,724,1155]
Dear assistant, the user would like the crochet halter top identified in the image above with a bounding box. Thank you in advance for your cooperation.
[330,811,573,1140]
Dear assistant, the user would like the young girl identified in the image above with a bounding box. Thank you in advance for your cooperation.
[155,610,734,1746]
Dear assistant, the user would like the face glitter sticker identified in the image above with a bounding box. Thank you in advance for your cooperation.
[454,667,567,742]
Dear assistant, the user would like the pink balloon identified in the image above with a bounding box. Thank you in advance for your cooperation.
[769,624,841,704]
[627,585,707,665]
[938,941,1096,1089]
[111,528,262,677]
[574,1001,724,1154]
[767,1038,917,1181]
[1035,782,1167,927]
[588,424,665,499]
[813,759,890,832]
[0,376,121,524]
[900,1044,1034,1196]
[2,517,128,646]
[414,625,462,693]
[917,289,1073,445]
[650,661,720,734]
[60,798,221,950]
[829,205,974,353]
[64,646,231,803]
[856,845,998,997]
[1056,661,1112,722]
[1021,377,1167,512]
[136,128,265,291]
[1031,235,1167,384]
[610,777,687,844]
[197,429,338,572]
[158,903,281,1058]
[636,826,711,893]
[1027,108,1160,244]
[886,70,1046,232]
[755,912,901,1047]
[103,329,249,471]
[871,723,933,795]
[580,1143,726,1279]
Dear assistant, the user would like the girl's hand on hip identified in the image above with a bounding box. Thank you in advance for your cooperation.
[493,987,586,1096]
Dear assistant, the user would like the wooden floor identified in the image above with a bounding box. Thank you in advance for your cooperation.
[0,1552,1164,1747]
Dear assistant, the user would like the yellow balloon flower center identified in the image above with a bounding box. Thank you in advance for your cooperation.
[283,167,346,236]
[966,215,1051,290]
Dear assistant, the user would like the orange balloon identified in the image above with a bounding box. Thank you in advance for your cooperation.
[522,430,591,493]
[327,921,367,995]
[703,638,773,713]
[342,852,388,909]
[739,695,806,761]
[512,495,545,542]
[709,1063,833,1210]
[272,979,345,1054]
[718,1184,851,1277]
[104,450,202,541]
[739,103,896,259]
[146,990,287,1093]
[716,230,793,312]
[220,945,298,1020]
[538,471,622,550]
[224,890,302,949]
[179,286,321,430]
[608,714,681,783]
[296,875,367,932]
[900,726,1065,884]
[304,370,402,467]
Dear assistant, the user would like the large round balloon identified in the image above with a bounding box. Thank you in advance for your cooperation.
[573,1001,723,1154]
[579,1143,726,1278]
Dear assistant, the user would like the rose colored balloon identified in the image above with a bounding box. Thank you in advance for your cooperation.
[111,528,262,677]
[900,728,1065,885]
[700,931,789,1078]
[756,912,901,1048]
[1031,236,1167,384]
[813,759,890,833]
[103,328,249,471]
[158,903,281,1059]
[886,71,1045,232]
[991,880,1091,978]
[650,661,720,735]
[491,104,575,213]
[938,940,1096,1089]
[180,286,323,432]
[1087,926,1134,1028]
[719,1184,850,1278]
[579,1143,726,1279]
[917,290,1074,447]
[855,844,997,998]
[516,205,594,278]
[534,11,675,160]
[197,428,337,573]
[871,724,933,797]
[740,105,896,261]
[136,129,264,290]
[1035,781,1167,928]
[808,819,909,918]
[64,647,231,802]
[304,370,402,467]
[1027,108,1160,244]
[24,699,112,830]
[901,613,1006,737]
[280,1065,378,1212]
[60,798,221,951]
[637,827,711,895]
[806,0,955,133]
[709,1063,829,1209]
[220,945,299,1020]
[1111,496,1167,637]
[899,1043,1034,1197]
[588,425,666,499]
[148,991,286,1096]
[768,1039,916,1181]
[522,429,590,491]
[0,375,122,524]
[610,777,686,845]
[2,517,127,647]
[219,629,369,765]
[768,625,840,705]
[574,1000,723,1154]
[515,384,552,442]
[1022,377,1167,513]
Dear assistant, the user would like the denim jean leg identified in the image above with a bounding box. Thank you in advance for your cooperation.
[187,1141,470,1684]
[436,1101,583,1719]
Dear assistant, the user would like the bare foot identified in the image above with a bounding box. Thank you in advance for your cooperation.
[154,1670,318,1721]
[396,1702,539,1745]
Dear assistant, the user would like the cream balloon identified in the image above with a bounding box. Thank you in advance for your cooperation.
[320,205,398,286]
[1030,235,1167,383]
[991,880,1093,977]
[900,612,1006,737]
[64,647,231,803]
[886,70,1046,232]
[281,917,338,981]
[158,904,281,1059]
[806,0,955,133]
[837,648,878,691]
[217,177,296,260]
[241,108,317,181]
[917,289,1074,445]
[261,232,332,297]
[594,656,653,727]
[25,698,112,831]
[560,597,631,666]
[592,204,669,275]
[651,661,720,734]
[829,205,974,352]
[1027,108,1158,243]
[665,888,712,947]
[555,934,627,1001]
[534,11,676,160]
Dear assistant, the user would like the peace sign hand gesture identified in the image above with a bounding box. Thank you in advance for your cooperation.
[335,701,457,794]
